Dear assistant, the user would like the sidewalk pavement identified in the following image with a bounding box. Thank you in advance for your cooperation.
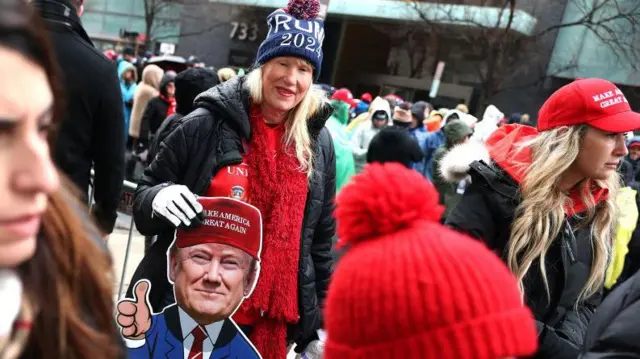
[108,226,145,301]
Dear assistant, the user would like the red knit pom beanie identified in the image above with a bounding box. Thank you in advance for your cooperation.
[324,163,539,359]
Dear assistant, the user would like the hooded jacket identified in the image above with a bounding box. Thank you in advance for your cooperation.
[118,61,138,132]
[432,120,475,218]
[327,99,356,192]
[472,105,504,143]
[415,109,478,180]
[346,97,389,135]
[33,0,125,234]
[130,75,336,350]
[580,268,640,358]
[350,97,391,172]
[446,124,605,359]
[148,68,219,162]
[129,65,163,139]
[139,73,176,144]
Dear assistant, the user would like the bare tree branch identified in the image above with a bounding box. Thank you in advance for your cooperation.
[404,0,640,110]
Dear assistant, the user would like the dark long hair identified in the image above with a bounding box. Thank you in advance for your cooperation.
[1,1,121,358]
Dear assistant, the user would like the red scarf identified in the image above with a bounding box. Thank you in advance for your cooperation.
[159,94,176,117]
[242,106,309,358]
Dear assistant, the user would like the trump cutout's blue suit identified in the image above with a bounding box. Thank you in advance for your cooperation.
[126,305,261,359]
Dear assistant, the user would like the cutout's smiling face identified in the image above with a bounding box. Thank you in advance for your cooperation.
[170,243,257,324]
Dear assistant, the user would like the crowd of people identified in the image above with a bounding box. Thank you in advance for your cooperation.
[2,0,640,358]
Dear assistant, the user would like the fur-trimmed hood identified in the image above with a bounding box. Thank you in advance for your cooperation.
[438,140,490,182]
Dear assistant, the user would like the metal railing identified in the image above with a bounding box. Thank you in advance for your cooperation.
[89,170,140,300]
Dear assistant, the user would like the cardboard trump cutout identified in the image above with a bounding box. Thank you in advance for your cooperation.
[116,197,263,359]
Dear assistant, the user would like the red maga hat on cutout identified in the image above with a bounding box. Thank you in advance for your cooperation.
[176,197,262,260]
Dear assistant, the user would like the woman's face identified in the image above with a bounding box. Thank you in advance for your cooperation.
[571,126,628,181]
[0,46,59,267]
[123,69,134,82]
[166,82,176,97]
[261,57,313,112]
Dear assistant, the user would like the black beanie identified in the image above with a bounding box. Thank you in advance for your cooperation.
[174,68,219,115]
[367,127,424,168]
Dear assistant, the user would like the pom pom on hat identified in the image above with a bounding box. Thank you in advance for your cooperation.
[335,163,444,247]
[285,0,320,20]
[256,0,325,80]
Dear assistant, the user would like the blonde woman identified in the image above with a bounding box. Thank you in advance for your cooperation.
[445,78,640,359]
[129,0,334,358]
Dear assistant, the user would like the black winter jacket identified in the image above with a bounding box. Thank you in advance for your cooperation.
[581,269,640,358]
[33,0,125,234]
[446,160,602,359]
[147,113,184,162]
[148,67,220,162]
[139,96,171,145]
[129,76,336,349]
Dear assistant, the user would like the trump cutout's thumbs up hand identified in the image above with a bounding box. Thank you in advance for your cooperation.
[117,280,152,340]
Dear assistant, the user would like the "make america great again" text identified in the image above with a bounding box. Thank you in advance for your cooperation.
[202,210,251,234]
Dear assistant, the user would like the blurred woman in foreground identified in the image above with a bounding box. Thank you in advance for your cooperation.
[0,1,123,358]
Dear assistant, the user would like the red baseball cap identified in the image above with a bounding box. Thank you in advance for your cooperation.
[176,197,262,260]
[360,92,373,103]
[332,88,356,109]
[537,78,640,133]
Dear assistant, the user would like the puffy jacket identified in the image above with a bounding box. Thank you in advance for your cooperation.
[129,75,336,349]
[446,125,604,359]
[326,100,356,192]
[581,268,640,358]
[148,68,219,162]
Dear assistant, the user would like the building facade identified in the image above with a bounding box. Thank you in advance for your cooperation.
[177,0,640,119]
[82,0,181,53]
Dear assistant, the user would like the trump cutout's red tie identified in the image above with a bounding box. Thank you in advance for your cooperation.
[189,326,208,359]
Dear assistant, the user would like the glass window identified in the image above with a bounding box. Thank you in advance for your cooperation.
[103,14,134,36]
[130,18,146,34]
[131,0,145,16]
[81,13,104,35]
[106,0,133,14]
[153,20,180,44]
[84,0,107,12]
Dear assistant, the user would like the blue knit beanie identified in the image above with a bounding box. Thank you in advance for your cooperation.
[256,0,325,80]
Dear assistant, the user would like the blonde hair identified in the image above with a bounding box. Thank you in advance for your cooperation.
[217,67,237,83]
[507,125,618,303]
[245,64,325,178]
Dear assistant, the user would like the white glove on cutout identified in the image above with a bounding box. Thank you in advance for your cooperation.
[151,185,203,228]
